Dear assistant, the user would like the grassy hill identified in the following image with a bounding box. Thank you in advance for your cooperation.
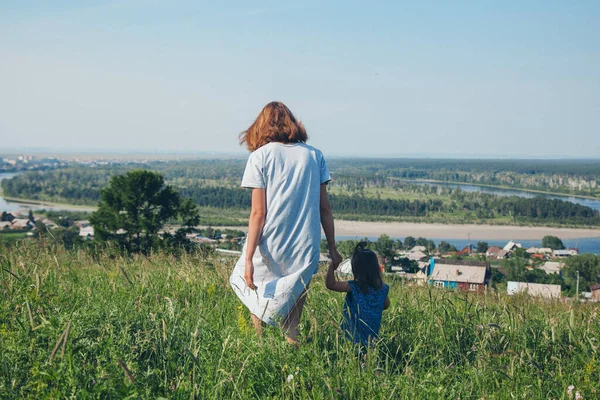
[1,243,598,398]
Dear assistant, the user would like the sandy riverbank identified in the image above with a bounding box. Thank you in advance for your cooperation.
[208,220,600,240]
[333,220,600,240]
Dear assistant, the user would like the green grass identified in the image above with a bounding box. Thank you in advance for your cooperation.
[0,232,29,246]
[1,243,599,398]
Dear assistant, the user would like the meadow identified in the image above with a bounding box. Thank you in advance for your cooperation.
[1,242,599,399]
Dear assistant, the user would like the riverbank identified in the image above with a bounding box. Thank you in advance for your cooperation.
[204,220,600,240]
[333,220,600,240]
[3,195,600,240]
[1,196,97,212]
[399,178,600,201]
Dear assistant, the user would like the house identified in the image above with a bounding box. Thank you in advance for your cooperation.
[526,247,539,254]
[410,245,427,253]
[10,219,33,230]
[41,219,59,229]
[75,220,91,228]
[538,261,563,275]
[408,251,427,261]
[486,246,502,258]
[503,241,522,252]
[429,260,489,292]
[319,253,330,263]
[0,221,12,230]
[507,281,561,299]
[553,249,573,258]
[79,226,94,238]
[337,259,353,276]
[590,284,600,302]
[459,245,473,255]
[496,249,509,259]
[1,212,16,222]
[538,248,553,254]
[413,269,428,286]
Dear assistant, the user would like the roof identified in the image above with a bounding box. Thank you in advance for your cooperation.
[79,226,94,237]
[10,219,32,228]
[0,221,12,228]
[590,284,600,291]
[430,263,487,284]
[507,281,561,299]
[408,251,427,261]
[410,246,427,253]
[503,241,522,251]
[486,246,502,254]
[337,259,353,275]
[496,249,509,258]
[538,262,563,274]
[553,250,570,256]
[526,247,539,254]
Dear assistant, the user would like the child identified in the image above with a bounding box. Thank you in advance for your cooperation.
[326,242,390,346]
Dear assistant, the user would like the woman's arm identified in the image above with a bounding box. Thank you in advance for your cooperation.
[320,183,342,267]
[325,261,350,292]
[244,188,266,290]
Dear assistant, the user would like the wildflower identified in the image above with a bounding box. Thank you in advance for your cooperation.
[207,284,215,296]
[575,392,582,400]
[286,374,294,383]
[568,385,575,397]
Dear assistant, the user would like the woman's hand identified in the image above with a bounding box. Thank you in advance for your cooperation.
[329,248,342,270]
[244,259,256,290]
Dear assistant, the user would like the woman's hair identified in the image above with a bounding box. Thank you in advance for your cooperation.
[239,101,308,151]
[351,241,384,293]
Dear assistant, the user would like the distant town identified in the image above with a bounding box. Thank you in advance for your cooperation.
[3,207,595,302]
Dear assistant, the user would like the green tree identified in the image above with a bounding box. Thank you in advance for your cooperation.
[374,234,394,267]
[541,235,565,250]
[476,241,489,254]
[90,170,200,254]
[337,239,362,258]
[403,236,416,249]
[438,241,457,253]
[563,254,600,293]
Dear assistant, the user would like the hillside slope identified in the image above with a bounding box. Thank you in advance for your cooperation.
[1,243,598,398]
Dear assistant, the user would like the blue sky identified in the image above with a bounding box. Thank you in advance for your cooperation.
[1,1,599,157]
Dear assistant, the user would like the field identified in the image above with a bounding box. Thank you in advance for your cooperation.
[1,243,599,398]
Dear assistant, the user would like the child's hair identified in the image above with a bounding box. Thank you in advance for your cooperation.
[239,101,308,151]
[351,241,384,293]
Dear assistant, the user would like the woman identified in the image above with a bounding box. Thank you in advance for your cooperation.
[229,101,342,345]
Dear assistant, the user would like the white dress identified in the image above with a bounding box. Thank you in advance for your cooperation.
[229,142,330,325]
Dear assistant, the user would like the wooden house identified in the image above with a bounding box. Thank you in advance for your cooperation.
[429,260,489,293]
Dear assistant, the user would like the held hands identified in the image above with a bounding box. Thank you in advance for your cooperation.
[244,259,256,290]
[329,248,342,270]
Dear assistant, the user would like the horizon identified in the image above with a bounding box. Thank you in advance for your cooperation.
[2,146,600,161]
[1,1,599,158]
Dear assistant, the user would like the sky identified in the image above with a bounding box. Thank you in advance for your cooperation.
[1,0,599,158]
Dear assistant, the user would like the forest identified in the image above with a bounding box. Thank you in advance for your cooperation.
[2,160,600,227]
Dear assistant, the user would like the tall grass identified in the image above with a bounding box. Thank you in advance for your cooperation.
[1,242,598,398]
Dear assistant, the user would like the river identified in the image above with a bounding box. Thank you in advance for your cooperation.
[1,172,599,253]
[0,172,92,212]
[411,181,600,212]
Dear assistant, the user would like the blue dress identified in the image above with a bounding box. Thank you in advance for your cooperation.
[341,281,390,345]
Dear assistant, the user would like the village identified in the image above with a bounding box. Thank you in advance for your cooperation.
[3,208,595,303]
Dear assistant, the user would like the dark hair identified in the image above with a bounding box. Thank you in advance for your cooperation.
[351,241,383,293]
